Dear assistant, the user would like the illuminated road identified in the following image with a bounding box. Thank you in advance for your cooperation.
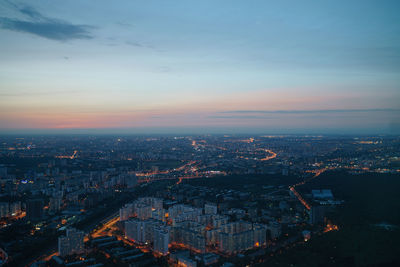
[136,161,197,179]
[174,173,215,185]
[0,212,26,229]
[289,169,327,210]
[43,252,58,261]
[139,173,218,185]
[176,177,183,185]
[289,186,311,210]
[14,211,26,220]
[56,150,78,159]
[136,160,227,185]
[30,214,120,265]
[70,150,78,159]
[91,216,152,254]
[260,149,277,161]
[90,216,120,239]
[294,168,327,187]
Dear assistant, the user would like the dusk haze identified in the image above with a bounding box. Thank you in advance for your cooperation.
[0,1,400,267]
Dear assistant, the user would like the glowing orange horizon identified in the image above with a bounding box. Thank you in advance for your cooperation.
[0,89,395,130]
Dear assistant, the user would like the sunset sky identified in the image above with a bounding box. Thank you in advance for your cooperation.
[1,0,399,134]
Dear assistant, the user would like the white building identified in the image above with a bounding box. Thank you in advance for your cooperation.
[208,221,267,254]
[152,208,166,222]
[125,218,161,244]
[125,219,146,243]
[206,229,220,245]
[135,203,152,220]
[219,230,253,254]
[212,215,229,228]
[138,197,163,210]
[169,204,202,225]
[153,226,170,255]
[120,203,134,221]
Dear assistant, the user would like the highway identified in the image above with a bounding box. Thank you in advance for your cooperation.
[260,149,277,161]
[55,150,78,159]
[289,168,327,210]
[90,215,120,239]
[289,186,311,210]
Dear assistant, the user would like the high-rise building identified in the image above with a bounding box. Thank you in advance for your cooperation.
[125,219,146,243]
[217,222,254,254]
[58,228,85,257]
[210,221,266,254]
[212,215,229,229]
[197,214,213,227]
[253,223,267,246]
[206,229,220,245]
[268,221,281,239]
[125,218,161,244]
[0,202,9,218]
[138,197,163,210]
[26,199,44,221]
[120,203,134,221]
[171,221,206,253]
[169,204,202,225]
[10,201,21,216]
[152,208,166,222]
[49,196,62,213]
[135,203,152,220]
[204,203,218,215]
[153,226,170,256]
[0,165,7,178]
[0,202,22,218]
[218,230,253,254]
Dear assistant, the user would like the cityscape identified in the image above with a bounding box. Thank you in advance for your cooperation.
[1,0,400,266]
[0,135,399,266]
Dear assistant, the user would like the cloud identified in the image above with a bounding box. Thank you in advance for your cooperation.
[0,90,80,97]
[117,21,133,27]
[208,115,274,119]
[125,40,155,50]
[19,6,44,20]
[219,109,399,114]
[126,41,143,47]
[0,4,93,41]
[156,66,171,73]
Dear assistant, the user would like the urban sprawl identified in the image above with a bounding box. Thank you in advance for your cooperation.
[0,135,399,266]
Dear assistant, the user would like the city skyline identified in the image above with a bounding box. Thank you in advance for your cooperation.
[1,134,399,266]
[1,0,399,134]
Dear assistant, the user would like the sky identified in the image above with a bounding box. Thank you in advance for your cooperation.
[0,0,399,134]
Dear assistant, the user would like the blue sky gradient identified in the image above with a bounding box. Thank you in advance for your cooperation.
[0,0,399,133]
